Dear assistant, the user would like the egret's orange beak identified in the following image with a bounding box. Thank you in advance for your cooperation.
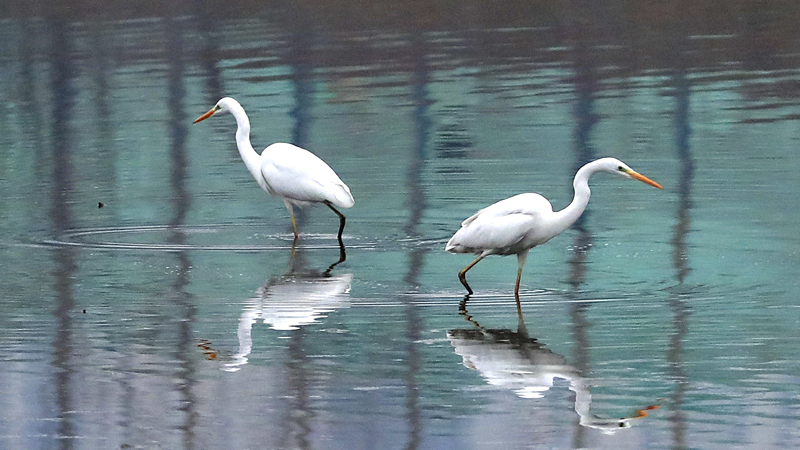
[193,106,218,124]
[630,171,663,190]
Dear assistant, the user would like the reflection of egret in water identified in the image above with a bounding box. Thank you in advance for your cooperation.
[223,248,352,372]
[448,300,659,434]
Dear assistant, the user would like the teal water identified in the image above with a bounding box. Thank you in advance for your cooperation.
[1,3,800,449]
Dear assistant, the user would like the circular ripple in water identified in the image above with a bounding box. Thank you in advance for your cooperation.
[42,224,349,252]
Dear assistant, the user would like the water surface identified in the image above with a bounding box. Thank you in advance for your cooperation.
[1,2,800,449]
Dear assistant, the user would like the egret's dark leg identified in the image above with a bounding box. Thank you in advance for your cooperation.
[323,238,347,276]
[458,254,486,295]
[324,201,347,245]
[459,293,483,329]
[516,296,529,339]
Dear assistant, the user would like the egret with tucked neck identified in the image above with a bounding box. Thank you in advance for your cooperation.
[446,158,662,297]
[194,97,354,244]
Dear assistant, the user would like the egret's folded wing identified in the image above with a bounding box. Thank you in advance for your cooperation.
[261,143,354,207]
[447,213,533,253]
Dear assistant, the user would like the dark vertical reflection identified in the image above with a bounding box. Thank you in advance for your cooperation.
[165,15,199,450]
[194,0,224,102]
[670,75,693,285]
[48,10,77,450]
[278,13,316,449]
[564,2,600,446]
[281,329,313,450]
[667,21,693,450]
[89,19,117,205]
[18,19,48,193]
[167,20,191,232]
[286,12,316,231]
[739,2,781,72]
[396,31,432,450]
[86,16,136,444]
[403,35,431,239]
[288,31,315,149]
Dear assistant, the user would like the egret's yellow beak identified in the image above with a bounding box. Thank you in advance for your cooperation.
[193,106,219,124]
[629,171,663,189]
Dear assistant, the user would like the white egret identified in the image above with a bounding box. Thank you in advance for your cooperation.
[193,97,354,243]
[446,157,662,296]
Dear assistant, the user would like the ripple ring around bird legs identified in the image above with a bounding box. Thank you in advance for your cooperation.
[38,224,356,252]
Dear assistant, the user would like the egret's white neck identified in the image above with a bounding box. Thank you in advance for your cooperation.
[227,101,262,181]
[551,160,600,235]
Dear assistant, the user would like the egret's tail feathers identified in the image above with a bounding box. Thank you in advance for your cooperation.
[328,183,355,208]
[445,235,464,253]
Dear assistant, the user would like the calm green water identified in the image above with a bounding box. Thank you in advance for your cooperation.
[1,3,800,449]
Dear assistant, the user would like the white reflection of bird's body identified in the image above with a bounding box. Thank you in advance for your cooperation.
[446,158,662,296]
[194,97,354,242]
[447,327,659,433]
[223,272,353,373]
[449,298,660,433]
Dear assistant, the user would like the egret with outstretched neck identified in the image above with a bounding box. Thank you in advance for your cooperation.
[194,97,354,244]
[446,158,662,297]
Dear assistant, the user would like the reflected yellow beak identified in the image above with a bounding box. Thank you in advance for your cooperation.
[193,106,218,124]
[629,170,663,189]
[632,404,661,419]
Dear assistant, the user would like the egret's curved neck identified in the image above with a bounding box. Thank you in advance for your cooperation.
[228,102,262,180]
[551,161,599,235]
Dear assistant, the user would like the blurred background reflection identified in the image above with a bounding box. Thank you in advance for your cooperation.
[1,1,800,449]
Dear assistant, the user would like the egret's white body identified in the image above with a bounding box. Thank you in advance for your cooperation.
[446,157,662,296]
[257,142,354,208]
[447,193,565,256]
[194,97,354,241]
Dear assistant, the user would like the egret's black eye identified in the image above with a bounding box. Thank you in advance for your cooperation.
[617,166,625,171]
